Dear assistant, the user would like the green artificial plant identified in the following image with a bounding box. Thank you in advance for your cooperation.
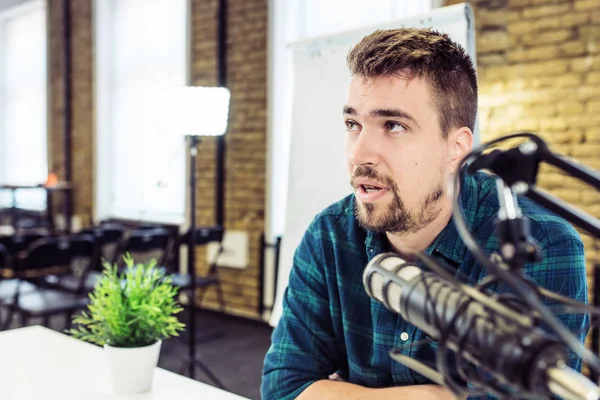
[69,254,185,348]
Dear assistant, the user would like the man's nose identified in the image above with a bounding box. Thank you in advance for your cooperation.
[350,129,381,166]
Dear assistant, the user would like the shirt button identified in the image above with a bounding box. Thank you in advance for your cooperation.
[368,248,374,253]
[400,332,409,341]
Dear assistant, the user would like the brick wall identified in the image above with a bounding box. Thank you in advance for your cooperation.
[446,0,599,349]
[190,0,267,319]
[48,0,93,227]
[47,0,267,319]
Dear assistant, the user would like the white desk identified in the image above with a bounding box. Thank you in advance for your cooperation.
[0,325,250,400]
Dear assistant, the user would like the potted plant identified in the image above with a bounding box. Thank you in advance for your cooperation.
[69,254,185,394]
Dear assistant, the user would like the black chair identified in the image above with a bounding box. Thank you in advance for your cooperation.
[157,226,227,375]
[0,233,46,265]
[0,233,44,273]
[2,207,50,236]
[170,226,226,313]
[113,227,173,269]
[0,233,46,326]
[0,243,10,327]
[160,226,227,350]
[45,224,125,293]
[86,223,126,263]
[0,234,96,330]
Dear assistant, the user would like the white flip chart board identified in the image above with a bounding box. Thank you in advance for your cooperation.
[271,3,477,326]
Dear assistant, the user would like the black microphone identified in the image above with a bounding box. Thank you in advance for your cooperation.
[363,252,599,400]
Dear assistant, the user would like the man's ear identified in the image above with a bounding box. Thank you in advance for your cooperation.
[449,127,473,166]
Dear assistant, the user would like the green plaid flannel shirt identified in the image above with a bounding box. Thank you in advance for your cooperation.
[261,171,590,399]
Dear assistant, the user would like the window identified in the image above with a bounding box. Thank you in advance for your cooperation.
[0,0,48,211]
[266,0,438,239]
[95,0,188,225]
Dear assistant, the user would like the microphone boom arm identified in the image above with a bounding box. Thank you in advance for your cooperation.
[525,187,600,239]
[468,133,600,240]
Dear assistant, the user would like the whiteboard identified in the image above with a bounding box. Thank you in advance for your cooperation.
[271,3,477,327]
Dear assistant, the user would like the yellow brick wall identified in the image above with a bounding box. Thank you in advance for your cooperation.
[189,0,267,319]
[48,0,94,227]
[446,0,599,353]
[47,0,267,319]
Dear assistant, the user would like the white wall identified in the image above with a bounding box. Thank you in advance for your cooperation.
[0,0,31,12]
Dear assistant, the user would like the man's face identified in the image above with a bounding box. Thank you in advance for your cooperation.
[344,74,454,235]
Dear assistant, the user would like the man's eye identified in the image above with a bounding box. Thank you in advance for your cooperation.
[345,121,360,131]
[386,122,406,132]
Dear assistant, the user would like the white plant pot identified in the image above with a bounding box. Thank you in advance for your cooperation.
[104,340,162,395]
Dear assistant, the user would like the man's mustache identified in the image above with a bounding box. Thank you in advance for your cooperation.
[351,166,393,188]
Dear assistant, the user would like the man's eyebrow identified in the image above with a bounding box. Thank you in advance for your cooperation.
[370,108,420,128]
[343,106,356,115]
[343,106,420,128]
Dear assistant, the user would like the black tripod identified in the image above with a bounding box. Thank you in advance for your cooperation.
[178,135,225,389]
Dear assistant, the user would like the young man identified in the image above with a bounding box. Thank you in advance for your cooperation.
[261,28,589,400]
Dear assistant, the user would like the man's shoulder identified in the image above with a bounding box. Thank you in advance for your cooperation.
[296,194,365,276]
[302,194,368,252]
[471,172,582,248]
[308,194,357,231]
[519,196,582,248]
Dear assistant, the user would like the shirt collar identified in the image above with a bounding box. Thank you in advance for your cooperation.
[427,172,481,265]
[362,172,479,265]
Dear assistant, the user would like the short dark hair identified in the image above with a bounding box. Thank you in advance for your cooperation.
[347,28,478,137]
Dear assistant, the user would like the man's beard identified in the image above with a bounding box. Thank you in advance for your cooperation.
[351,165,444,235]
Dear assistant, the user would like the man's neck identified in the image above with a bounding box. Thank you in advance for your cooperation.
[385,202,453,258]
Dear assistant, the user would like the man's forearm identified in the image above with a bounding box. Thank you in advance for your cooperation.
[297,380,457,400]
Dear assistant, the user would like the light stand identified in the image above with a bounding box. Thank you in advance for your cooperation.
[164,86,230,388]
[178,135,225,388]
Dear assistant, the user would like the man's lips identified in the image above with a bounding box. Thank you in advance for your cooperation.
[352,177,390,203]
[352,178,389,190]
